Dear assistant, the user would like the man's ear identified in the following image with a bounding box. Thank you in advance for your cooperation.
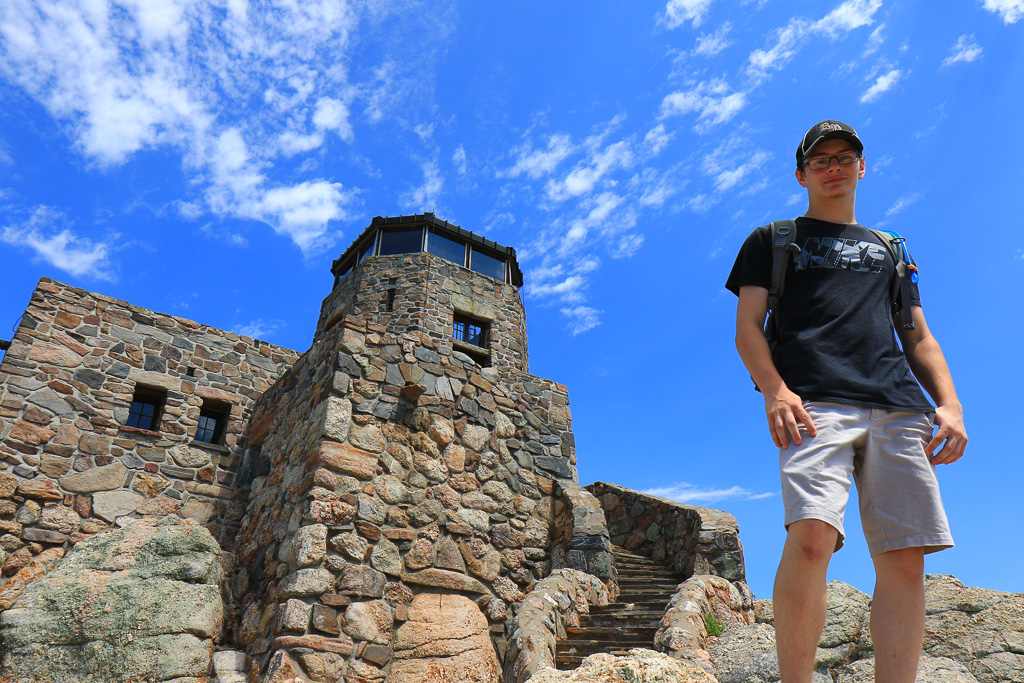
[795,168,808,187]
[858,156,866,179]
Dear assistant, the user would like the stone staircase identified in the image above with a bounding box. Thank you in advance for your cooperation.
[554,545,682,670]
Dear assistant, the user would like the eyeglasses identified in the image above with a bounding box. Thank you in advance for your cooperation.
[800,151,861,171]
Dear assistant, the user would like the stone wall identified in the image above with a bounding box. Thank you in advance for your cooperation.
[549,482,615,594]
[317,252,531,377]
[0,279,300,587]
[586,482,746,582]
[230,313,578,681]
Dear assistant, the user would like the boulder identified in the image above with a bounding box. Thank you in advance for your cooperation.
[525,649,717,682]
[0,517,222,682]
[390,593,501,683]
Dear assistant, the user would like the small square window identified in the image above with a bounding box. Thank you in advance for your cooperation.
[195,400,230,445]
[453,314,488,348]
[126,386,166,432]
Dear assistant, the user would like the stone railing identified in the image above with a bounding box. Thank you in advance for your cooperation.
[654,574,755,670]
[549,482,615,594]
[586,482,746,582]
[503,569,612,683]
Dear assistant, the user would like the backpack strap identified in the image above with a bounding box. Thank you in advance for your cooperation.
[767,220,800,313]
[870,229,918,330]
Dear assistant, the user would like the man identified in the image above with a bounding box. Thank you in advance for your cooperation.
[725,120,967,683]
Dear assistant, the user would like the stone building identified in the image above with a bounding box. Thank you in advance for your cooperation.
[0,213,747,682]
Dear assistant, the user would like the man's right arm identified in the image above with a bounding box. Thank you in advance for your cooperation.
[735,285,817,447]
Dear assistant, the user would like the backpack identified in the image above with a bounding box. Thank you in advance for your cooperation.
[763,219,918,349]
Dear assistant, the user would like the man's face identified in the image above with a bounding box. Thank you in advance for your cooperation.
[795,139,866,199]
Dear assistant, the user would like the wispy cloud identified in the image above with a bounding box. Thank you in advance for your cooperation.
[700,138,772,194]
[860,68,902,103]
[884,192,922,217]
[863,23,886,56]
[942,35,983,67]
[1,206,114,280]
[232,319,284,341]
[545,141,634,202]
[0,1,435,253]
[401,160,444,211]
[506,133,575,179]
[694,22,734,56]
[452,145,468,175]
[659,79,747,132]
[560,305,602,335]
[983,0,1024,24]
[642,481,777,506]
[660,0,715,29]
[746,0,882,81]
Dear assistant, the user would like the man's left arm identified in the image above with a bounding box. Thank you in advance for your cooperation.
[897,306,968,464]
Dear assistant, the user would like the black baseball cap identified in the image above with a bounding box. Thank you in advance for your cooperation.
[796,120,863,168]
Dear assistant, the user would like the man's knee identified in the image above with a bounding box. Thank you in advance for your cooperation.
[786,519,839,564]
[874,546,925,582]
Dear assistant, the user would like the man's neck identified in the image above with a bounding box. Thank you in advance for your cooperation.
[803,197,857,224]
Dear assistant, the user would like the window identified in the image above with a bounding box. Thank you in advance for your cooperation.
[427,230,466,265]
[386,288,396,312]
[378,228,424,256]
[469,248,506,281]
[126,386,165,431]
[453,314,487,347]
[195,400,230,445]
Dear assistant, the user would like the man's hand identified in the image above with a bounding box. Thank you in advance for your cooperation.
[765,387,817,449]
[926,403,967,465]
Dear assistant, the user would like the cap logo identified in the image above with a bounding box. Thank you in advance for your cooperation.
[818,122,842,133]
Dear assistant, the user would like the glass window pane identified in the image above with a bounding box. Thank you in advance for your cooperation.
[358,242,373,263]
[470,248,506,281]
[453,320,465,341]
[196,414,217,443]
[467,323,482,346]
[427,231,465,265]
[378,228,423,256]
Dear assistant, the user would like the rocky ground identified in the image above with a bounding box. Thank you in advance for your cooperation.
[527,575,1024,683]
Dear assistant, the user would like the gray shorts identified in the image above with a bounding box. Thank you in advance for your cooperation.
[780,401,954,556]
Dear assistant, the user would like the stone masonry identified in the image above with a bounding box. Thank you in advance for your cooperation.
[0,214,752,682]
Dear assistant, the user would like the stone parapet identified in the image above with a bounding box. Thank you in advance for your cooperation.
[549,482,616,595]
[586,481,747,583]
[654,574,755,669]
[503,569,612,683]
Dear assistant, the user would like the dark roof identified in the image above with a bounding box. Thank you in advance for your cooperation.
[331,212,524,287]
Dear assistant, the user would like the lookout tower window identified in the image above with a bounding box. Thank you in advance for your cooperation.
[469,248,506,281]
[427,230,466,265]
[378,228,424,256]
[195,400,230,445]
[126,386,165,432]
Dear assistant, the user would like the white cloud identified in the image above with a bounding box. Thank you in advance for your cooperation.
[860,68,902,103]
[884,192,921,217]
[452,144,468,175]
[0,0,406,252]
[660,79,746,132]
[232,318,284,340]
[258,181,353,251]
[983,0,1024,23]
[942,35,983,67]
[528,275,588,303]
[701,138,772,193]
[507,133,574,179]
[694,22,733,56]
[1,206,114,280]
[661,0,714,29]
[644,123,672,155]
[746,0,882,81]
[546,140,634,202]
[560,305,602,335]
[641,481,777,505]
[401,160,444,211]
[611,233,645,258]
[863,23,885,56]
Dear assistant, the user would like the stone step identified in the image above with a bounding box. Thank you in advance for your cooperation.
[565,626,657,638]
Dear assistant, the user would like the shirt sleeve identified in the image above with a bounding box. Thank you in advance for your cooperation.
[725,226,772,296]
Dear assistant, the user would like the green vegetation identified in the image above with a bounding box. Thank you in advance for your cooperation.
[704,612,724,637]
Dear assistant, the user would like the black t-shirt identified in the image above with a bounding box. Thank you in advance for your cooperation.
[725,217,933,412]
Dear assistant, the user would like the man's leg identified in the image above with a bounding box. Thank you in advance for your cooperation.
[871,547,925,683]
[774,519,839,683]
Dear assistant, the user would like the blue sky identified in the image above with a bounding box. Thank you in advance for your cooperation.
[2,0,1023,600]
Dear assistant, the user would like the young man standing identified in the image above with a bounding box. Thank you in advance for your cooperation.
[725,120,967,683]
